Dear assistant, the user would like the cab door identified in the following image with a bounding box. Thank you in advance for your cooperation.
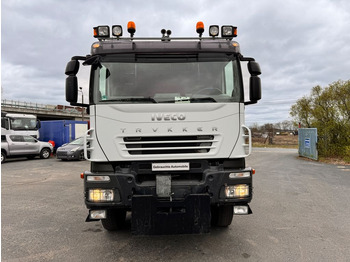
[23,135,40,154]
[8,135,39,155]
[8,135,26,155]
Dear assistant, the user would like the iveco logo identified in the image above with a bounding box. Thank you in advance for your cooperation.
[151,113,186,121]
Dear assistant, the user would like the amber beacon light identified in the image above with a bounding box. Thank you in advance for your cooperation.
[196,21,205,37]
[127,21,136,37]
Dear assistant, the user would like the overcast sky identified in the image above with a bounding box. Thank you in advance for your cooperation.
[2,0,350,125]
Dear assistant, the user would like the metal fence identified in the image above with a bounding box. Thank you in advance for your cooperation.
[1,99,86,115]
[298,128,318,160]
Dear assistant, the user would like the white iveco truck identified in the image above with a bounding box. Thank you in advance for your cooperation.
[65,22,262,234]
[1,112,40,138]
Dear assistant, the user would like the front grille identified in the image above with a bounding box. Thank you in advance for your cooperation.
[120,135,217,155]
[57,151,68,156]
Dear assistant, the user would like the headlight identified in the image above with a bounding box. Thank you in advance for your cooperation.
[70,146,80,152]
[88,189,114,202]
[225,184,249,198]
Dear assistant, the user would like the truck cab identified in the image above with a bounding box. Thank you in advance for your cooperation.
[1,112,41,138]
[65,22,261,234]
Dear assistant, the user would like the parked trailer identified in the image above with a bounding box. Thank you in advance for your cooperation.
[39,120,88,148]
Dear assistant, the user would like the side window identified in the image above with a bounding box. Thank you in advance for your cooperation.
[1,135,6,142]
[9,135,24,142]
[1,117,9,130]
[23,136,36,143]
[99,65,108,100]
[224,61,234,96]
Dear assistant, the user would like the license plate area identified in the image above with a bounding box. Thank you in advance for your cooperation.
[156,175,171,197]
[152,162,190,171]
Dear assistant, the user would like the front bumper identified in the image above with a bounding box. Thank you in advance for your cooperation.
[83,161,253,209]
[56,150,81,160]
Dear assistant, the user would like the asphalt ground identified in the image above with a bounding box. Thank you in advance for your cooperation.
[1,148,350,261]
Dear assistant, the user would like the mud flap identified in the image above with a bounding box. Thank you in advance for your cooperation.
[131,194,211,235]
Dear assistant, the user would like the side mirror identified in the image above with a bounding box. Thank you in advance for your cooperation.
[250,76,262,103]
[248,61,261,76]
[36,120,41,129]
[65,60,80,76]
[66,76,78,103]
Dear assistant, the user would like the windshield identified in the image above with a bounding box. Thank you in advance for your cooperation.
[69,137,84,145]
[92,55,242,104]
[9,118,37,130]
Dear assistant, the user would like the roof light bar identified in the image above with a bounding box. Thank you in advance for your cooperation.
[92,23,238,40]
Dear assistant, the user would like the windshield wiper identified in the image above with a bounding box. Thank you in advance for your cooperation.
[101,97,157,103]
[188,97,217,102]
[158,97,217,103]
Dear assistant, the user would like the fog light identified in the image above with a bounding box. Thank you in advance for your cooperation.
[88,189,114,202]
[90,210,107,219]
[234,206,248,215]
[225,184,249,198]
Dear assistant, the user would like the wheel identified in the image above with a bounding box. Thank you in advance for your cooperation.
[101,209,127,231]
[1,151,6,163]
[79,151,85,160]
[211,205,233,227]
[40,148,51,159]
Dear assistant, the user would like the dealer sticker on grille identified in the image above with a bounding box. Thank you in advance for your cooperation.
[152,162,190,171]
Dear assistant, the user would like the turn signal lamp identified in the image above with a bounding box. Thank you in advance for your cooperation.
[196,21,204,36]
[87,176,111,182]
[93,25,110,38]
[229,172,251,178]
[221,25,237,38]
[127,21,136,37]
[112,25,123,37]
[209,25,219,37]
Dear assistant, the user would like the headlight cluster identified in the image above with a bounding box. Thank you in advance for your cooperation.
[225,184,250,198]
[88,189,114,202]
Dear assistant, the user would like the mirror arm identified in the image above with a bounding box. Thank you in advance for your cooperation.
[69,102,89,108]
[244,101,258,105]
[71,56,87,61]
[239,55,255,62]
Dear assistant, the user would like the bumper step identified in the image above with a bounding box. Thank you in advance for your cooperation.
[131,194,211,235]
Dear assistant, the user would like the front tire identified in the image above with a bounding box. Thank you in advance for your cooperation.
[1,151,6,163]
[101,209,127,231]
[40,148,51,159]
[79,151,85,160]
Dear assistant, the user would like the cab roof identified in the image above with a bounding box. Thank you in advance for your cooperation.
[91,39,241,55]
